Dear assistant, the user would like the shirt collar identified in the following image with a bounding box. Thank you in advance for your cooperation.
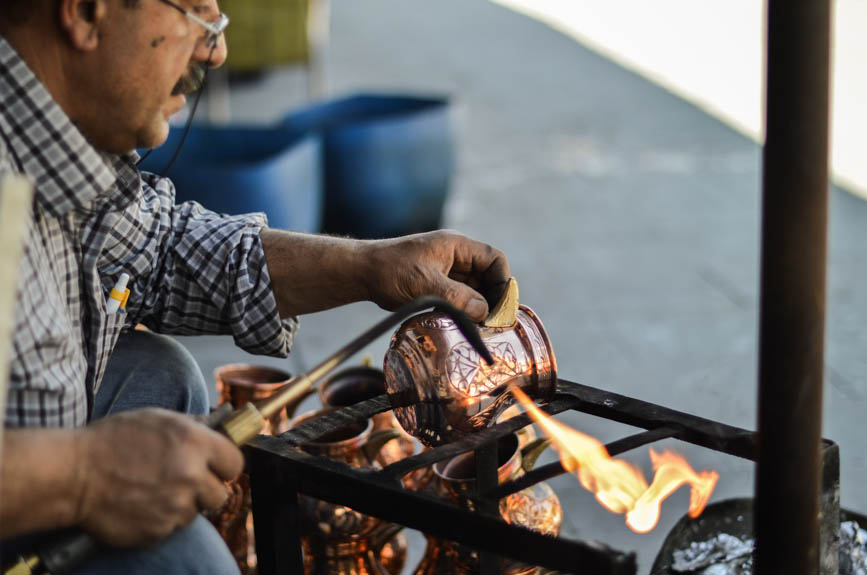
[0,34,119,217]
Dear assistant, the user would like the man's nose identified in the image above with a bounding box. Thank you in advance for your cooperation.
[192,32,228,68]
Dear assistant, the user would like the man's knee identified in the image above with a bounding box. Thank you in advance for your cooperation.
[96,331,210,417]
[69,516,240,575]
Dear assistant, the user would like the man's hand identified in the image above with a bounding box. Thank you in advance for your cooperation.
[74,409,243,547]
[262,229,510,322]
[362,230,510,322]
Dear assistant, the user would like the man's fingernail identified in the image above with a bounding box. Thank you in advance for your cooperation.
[467,298,487,321]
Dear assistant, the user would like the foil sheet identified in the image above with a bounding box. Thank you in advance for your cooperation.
[671,534,754,574]
[670,520,867,575]
[840,521,867,575]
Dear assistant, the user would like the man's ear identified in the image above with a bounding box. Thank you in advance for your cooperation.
[57,0,107,51]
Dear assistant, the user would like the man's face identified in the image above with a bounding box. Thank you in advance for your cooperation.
[71,0,226,153]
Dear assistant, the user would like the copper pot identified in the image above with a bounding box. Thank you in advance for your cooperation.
[302,538,391,575]
[292,409,401,543]
[415,433,562,575]
[384,305,557,446]
[211,363,309,574]
[215,363,300,435]
[319,366,433,490]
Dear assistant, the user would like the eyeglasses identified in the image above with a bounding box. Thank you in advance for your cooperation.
[157,0,229,49]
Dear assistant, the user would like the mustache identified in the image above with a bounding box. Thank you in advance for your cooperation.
[171,63,208,96]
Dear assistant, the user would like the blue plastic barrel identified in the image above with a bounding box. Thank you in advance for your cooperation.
[282,94,453,239]
[137,124,323,233]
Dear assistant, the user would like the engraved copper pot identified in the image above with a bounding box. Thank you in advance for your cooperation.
[385,305,557,446]
[415,433,562,575]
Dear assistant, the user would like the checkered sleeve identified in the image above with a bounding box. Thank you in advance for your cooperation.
[128,173,297,357]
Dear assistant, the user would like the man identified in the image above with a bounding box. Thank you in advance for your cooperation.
[0,0,510,573]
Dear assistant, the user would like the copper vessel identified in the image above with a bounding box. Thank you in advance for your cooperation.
[292,409,401,544]
[319,365,433,491]
[299,522,407,575]
[215,363,307,435]
[319,366,417,462]
[302,538,392,575]
[414,433,562,575]
[210,363,312,574]
[376,530,408,575]
[291,409,403,575]
[385,305,557,446]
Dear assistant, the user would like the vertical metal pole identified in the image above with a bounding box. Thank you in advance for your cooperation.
[755,0,831,573]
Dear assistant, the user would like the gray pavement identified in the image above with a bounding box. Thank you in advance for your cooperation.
[176,0,867,572]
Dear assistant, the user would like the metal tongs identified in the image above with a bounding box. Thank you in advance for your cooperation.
[4,297,492,575]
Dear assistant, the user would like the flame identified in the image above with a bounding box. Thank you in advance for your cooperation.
[510,386,719,533]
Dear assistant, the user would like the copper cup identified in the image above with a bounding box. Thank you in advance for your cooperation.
[215,364,299,435]
[385,305,557,446]
[420,433,562,575]
[212,363,304,574]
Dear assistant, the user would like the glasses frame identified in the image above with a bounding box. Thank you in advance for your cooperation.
[158,0,229,49]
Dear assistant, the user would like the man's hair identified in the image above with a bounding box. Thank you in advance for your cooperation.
[1,0,141,25]
[0,0,35,24]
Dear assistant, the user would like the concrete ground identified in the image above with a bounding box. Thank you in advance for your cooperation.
[176,1,867,572]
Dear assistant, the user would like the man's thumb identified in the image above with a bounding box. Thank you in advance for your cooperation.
[438,278,488,322]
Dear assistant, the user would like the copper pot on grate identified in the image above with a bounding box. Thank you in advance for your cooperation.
[320,365,431,491]
[292,408,403,575]
[415,433,562,575]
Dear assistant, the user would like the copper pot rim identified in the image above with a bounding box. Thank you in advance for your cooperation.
[213,363,292,391]
[432,432,520,482]
[290,407,375,447]
[318,366,386,407]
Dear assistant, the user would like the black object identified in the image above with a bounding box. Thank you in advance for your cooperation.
[756,1,832,574]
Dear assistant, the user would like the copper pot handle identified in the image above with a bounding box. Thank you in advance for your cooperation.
[361,429,403,464]
[520,437,551,473]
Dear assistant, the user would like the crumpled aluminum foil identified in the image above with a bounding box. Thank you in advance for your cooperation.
[670,520,867,575]
[671,533,754,574]
[840,521,867,575]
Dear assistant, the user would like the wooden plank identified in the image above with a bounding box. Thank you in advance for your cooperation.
[0,175,33,455]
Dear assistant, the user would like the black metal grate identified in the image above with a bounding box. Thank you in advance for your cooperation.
[245,378,840,575]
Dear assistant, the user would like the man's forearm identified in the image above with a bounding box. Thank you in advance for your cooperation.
[1,429,85,538]
[260,229,374,317]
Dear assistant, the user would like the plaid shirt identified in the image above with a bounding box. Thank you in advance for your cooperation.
[0,35,297,428]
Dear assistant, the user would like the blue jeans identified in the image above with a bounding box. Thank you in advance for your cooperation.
[6,331,241,575]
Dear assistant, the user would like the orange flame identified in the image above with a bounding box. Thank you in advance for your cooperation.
[510,386,719,533]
